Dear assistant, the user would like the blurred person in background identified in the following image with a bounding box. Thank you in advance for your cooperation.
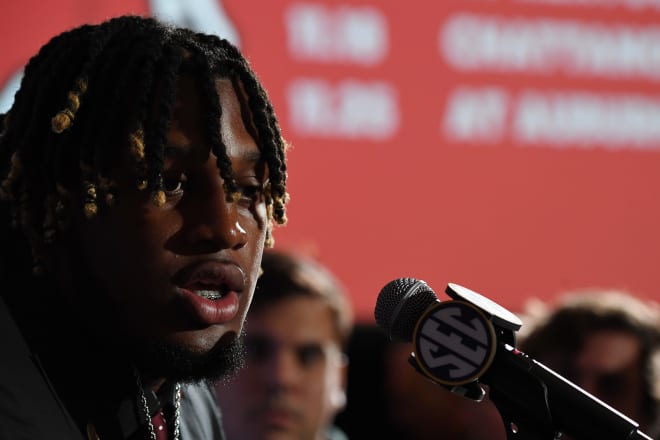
[216,249,353,440]
[335,324,506,440]
[518,289,660,439]
[382,341,506,440]
[333,324,404,440]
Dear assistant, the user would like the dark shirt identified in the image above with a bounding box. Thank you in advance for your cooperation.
[0,295,224,440]
[0,296,83,440]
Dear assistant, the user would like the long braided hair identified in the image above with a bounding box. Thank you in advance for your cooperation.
[0,15,289,275]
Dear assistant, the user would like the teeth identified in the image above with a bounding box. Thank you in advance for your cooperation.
[195,290,222,300]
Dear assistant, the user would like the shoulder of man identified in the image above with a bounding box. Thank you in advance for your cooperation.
[327,425,350,440]
[0,296,84,440]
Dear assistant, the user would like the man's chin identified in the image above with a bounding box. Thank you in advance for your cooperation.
[132,331,246,383]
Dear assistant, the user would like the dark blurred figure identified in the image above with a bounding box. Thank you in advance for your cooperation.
[216,249,353,440]
[333,325,400,439]
[519,290,660,439]
[383,341,507,440]
[335,325,506,440]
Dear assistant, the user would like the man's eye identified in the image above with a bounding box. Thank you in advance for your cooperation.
[297,345,324,367]
[163,174,188,194]
[597,373,627,398]
[237,184,262,205]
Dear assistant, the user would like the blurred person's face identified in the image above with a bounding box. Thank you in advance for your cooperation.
[563,330,645,426]
[217,295,347,440]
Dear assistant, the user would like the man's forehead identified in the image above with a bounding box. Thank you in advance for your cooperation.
[247,332,335,348]
[163,143,262,162]
[577,330,642,372]
[245,319,341,350]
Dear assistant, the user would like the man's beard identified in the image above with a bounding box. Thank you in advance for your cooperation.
[132,329,247,384]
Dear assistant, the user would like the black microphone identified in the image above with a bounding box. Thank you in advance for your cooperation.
[375,277,653,440]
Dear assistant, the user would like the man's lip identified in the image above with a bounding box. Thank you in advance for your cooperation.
[262,411,295,429]
[253,401,302,417]
[172,259,246,294]
[177,289,240,326]
[253,405,302,429]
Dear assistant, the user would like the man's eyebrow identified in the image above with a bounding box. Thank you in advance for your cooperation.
[238,149,263,163]
[164,144,193,158]
[164,145,262,163]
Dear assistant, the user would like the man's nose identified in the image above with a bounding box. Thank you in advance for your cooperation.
[185,184,248,252]
[264,351,302,388]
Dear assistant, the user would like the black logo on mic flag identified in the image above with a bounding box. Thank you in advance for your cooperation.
[412,300,496,386]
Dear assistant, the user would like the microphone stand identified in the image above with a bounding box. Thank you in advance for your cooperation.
[406,283,653,440]
[408,326,652,440]
[483,330,653,440]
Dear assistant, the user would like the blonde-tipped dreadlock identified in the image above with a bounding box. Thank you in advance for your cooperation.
[51,77,88,133]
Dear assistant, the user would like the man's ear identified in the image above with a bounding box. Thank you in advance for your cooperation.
[330,354,348,411]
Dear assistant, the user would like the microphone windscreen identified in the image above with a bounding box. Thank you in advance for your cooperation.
[374,277,437,342]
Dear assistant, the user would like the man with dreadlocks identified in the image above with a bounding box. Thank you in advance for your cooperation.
[0,15,289,440]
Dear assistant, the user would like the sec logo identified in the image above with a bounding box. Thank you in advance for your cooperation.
[413,300,496,386]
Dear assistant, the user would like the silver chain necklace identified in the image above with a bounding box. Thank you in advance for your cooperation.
[135,371,182,440]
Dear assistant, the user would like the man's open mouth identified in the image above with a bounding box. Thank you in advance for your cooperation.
[195,289,223,301]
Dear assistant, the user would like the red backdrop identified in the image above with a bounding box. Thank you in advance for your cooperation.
[2,0,659,321]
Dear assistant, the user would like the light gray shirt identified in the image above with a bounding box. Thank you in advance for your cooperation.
[179,382,226,440]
